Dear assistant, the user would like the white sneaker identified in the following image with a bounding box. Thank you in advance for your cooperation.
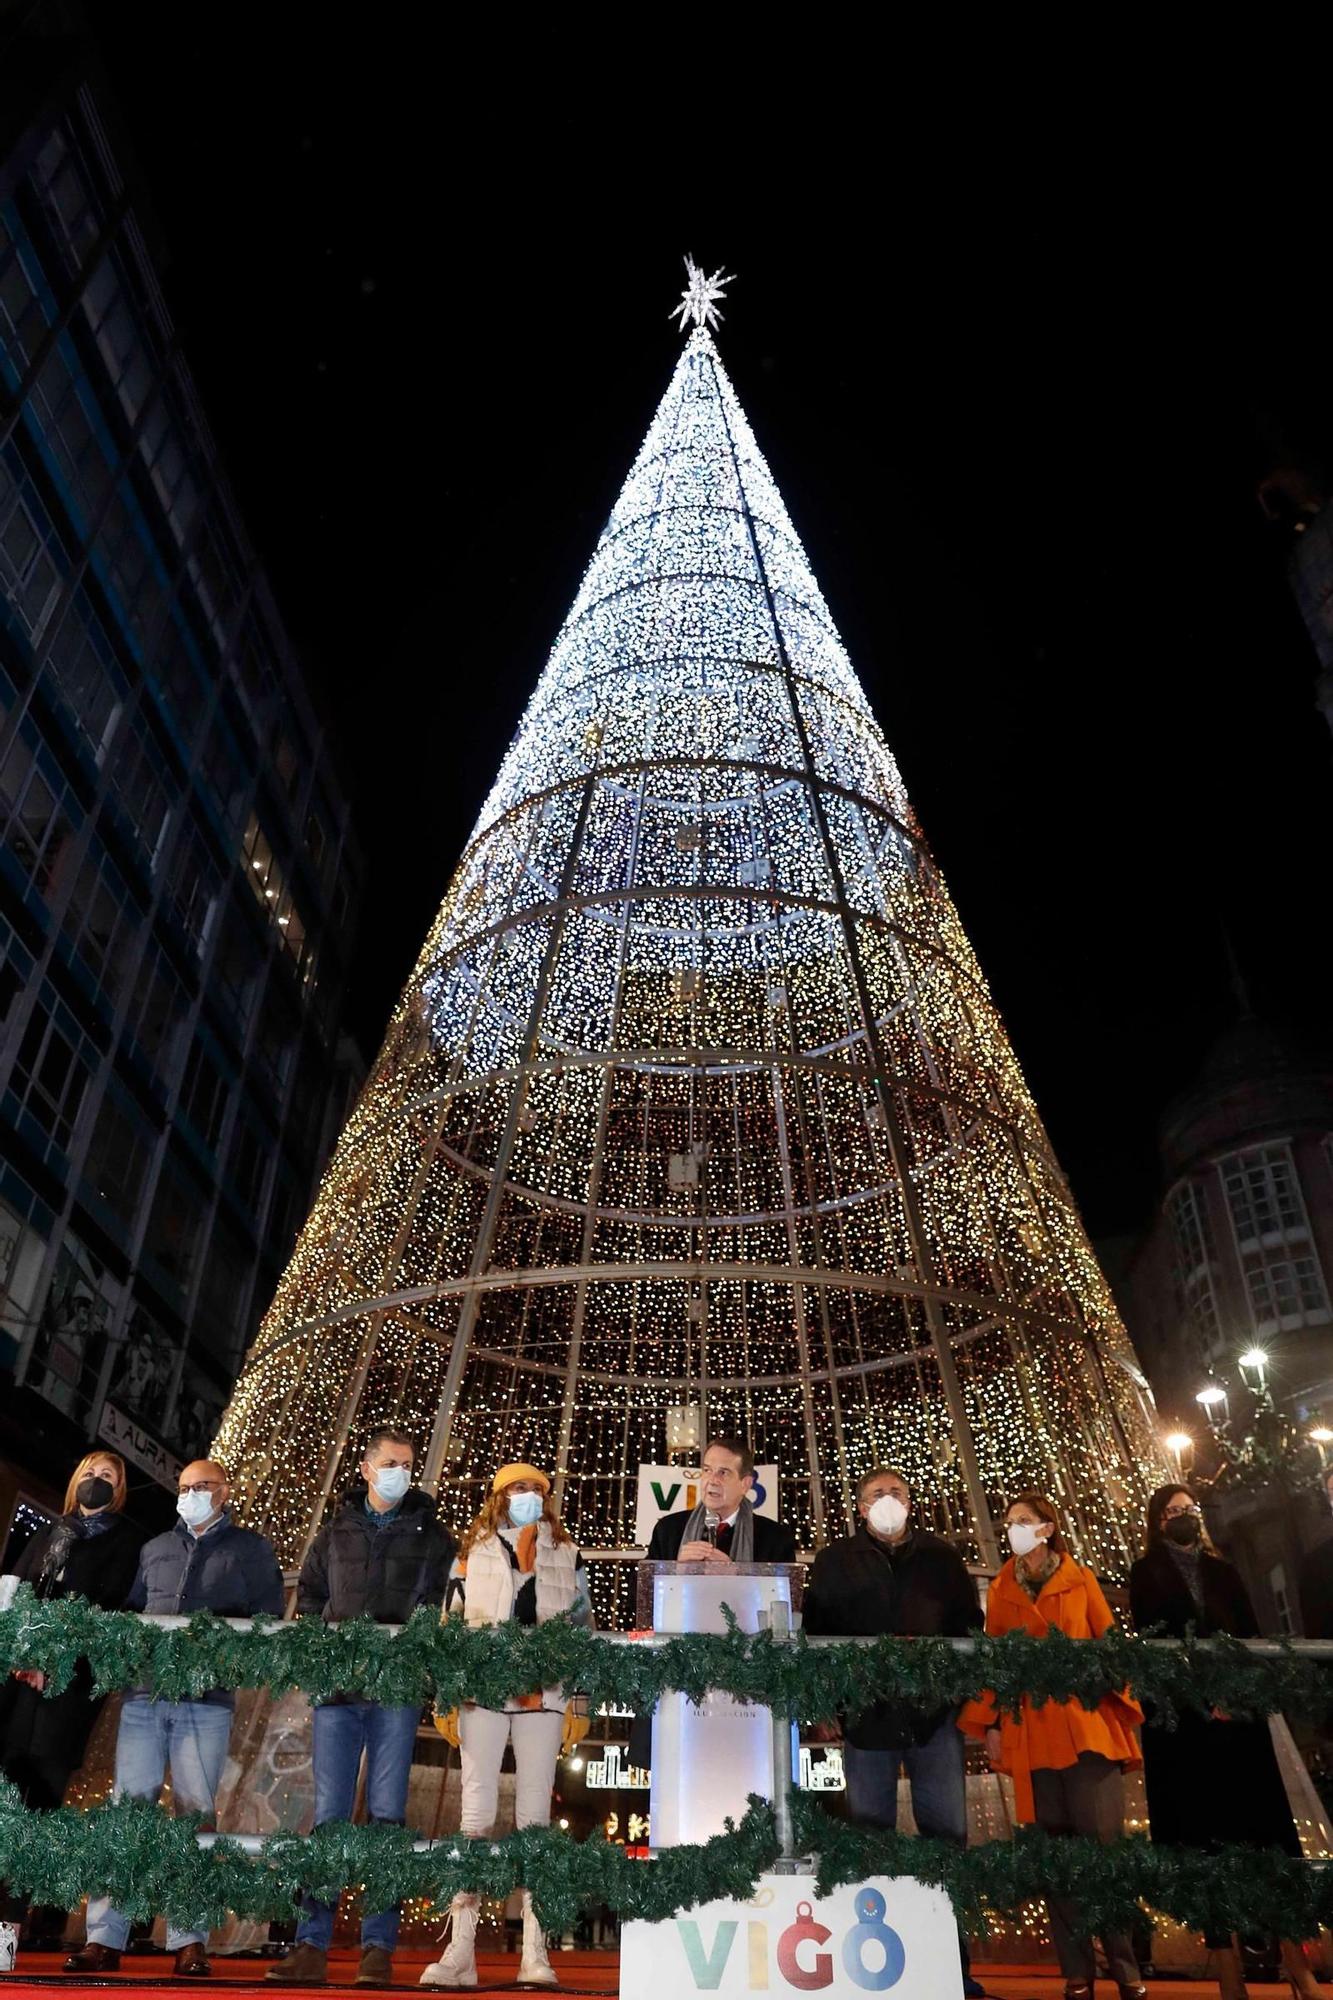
[419,1894,478,1988]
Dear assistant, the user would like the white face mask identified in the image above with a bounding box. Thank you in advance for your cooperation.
[1007,1521,1048,1558]
[177,1490,215,1528]
[866,1493,909,1537]
[370,1465,411,1503]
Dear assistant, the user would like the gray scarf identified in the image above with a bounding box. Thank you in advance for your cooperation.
[681,1496,755,1562]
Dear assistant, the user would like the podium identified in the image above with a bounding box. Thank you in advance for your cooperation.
[638,1560,802,1847]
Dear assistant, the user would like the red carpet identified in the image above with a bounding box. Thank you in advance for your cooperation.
[0,1950,1316,1995]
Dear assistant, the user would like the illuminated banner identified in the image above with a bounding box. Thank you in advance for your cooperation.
[621,1875,962,1997]
[634,1464,779,1548]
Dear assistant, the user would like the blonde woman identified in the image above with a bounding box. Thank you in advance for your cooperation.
[0,1453,141,1958]
[421,1463,592,1991]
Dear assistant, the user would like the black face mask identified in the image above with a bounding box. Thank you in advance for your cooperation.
[76,1475,115,1511]
[1163,1513,1201,1548]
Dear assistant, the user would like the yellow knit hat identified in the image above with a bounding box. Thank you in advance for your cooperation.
[491,1462,550,1494]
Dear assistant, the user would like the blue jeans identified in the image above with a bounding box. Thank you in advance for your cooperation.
[86,1699,233,1952]
[844,1711,974,1987]
[296,1702,422,1952]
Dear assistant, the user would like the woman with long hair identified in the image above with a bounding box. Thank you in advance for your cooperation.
[959,1491,1147,2000]
[1130,1484,1319,1999]
[0,1451,142,1960]
[420,1463,592,1992]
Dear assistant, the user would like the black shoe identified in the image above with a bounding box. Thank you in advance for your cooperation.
[175,1941,213,1976]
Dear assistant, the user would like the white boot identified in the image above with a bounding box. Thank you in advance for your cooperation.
[518,1891,557,1988]
[419,1894,479,1988]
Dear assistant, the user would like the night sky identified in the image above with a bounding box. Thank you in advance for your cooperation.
[88,17,1333,1243]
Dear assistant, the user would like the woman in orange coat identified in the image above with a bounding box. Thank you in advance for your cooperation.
[959,1491,1146,2000]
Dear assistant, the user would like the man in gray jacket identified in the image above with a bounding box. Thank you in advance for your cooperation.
[64,1459,284,1980]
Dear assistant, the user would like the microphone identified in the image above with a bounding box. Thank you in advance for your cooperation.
[703,1509,720,1549]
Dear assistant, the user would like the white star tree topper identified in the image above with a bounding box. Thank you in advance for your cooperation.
[670,254,734,334]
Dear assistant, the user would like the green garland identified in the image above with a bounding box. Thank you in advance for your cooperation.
[1,1591,1330,1724]
[1,1784,1329,1940]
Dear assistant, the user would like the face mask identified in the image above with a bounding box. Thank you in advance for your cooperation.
[1164,1513,1202,1548]
[1007,1522,1047,1557]
[508,1491,544,1528]
[76,1476,115,1511]
[867,1494,908,1537]
[177,1490,215,1528]
[370,1465,411,1504]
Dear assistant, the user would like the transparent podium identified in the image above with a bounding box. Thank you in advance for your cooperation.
[637,1560,803,1847]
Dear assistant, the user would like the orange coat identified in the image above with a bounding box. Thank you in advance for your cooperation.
[957,1552,1142,1822]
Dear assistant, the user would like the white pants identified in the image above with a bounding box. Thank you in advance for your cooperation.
[458,1705,564,1835]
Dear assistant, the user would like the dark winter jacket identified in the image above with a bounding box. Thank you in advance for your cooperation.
[1298,1535,1333,1639]
[15,1509,144,1609]
[127,1511,285,1706]
[297,1484,454,1628]
[803,1526,983,1746]
[1128,1538,1299,1856]
[646,1510,797,1564]
[0,1511,146,1799]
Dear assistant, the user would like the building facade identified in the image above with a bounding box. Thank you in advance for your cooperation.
[1117,1018,1333,1630]
[0,21,363,1535]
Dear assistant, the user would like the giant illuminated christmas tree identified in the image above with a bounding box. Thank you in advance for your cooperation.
[216,262,1164,1617]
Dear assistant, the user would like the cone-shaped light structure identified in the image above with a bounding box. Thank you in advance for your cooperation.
[217,322,1163,1615]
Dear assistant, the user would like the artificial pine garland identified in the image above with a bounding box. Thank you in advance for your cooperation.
[1,1592,1330,1723]
[1,1784,1330,1939]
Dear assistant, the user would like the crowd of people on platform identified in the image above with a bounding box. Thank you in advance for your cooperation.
[1,1429,1331,1999]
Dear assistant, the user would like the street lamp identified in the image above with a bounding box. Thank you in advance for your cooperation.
[1195,1383,1228,1423]
[1238,1347,1270,1395]
[1164,1430,1194,1476]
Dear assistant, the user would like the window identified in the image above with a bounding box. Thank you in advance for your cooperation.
[305,810,326,868]
[151,619,205,749]
[1168,1180,1222,1353]
[1220,1145,1306,1245]
[40,593,122,760]
[0,461,65,642]
[30,344,117,529]
[0,726,79,902]
[199,721,247,835]
[143,1156,206,1291]
[105,709,171,867]
[83,1086,153,1222]
[137,381,201,546]
[179,1037,229,1153]
[242,810,314,981]
[9,995,95,1151]
[127,942,190,1077]
[0,917,33,1032]
[197,1223,251,1366]
[64,848,140,1008]
[228,1116,271,1217]
[254,1003,295,1097]
[165,828,219,958]
[210,903,264,1034]
[1245,1256,1330,1333]
[0,229,51,368]
[28,129,99,272]
[80,252,153,425]
[96,482,165,644]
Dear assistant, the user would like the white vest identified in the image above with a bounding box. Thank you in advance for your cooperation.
[462,1524,579,1713]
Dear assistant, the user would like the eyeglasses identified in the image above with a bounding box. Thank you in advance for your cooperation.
[178,1480,220,1494]
[1162,1502,1201,1521]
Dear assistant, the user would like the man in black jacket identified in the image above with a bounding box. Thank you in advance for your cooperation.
[66,1460,284,1979]
[645,1436,796,1565]
[269,1428,454,1990]
[803,1466,986,1999]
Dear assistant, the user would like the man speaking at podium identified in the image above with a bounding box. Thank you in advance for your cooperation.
[646,1435,796,1565]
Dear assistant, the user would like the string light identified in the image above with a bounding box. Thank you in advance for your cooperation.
[216,315,1166,1602]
